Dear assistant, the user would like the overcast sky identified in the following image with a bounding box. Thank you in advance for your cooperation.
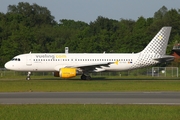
[1,0,180,23]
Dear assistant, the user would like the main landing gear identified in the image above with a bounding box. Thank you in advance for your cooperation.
[26,71,31,80]
[81,74,91,80]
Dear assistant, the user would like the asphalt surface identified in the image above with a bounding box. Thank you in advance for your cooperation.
[0,92,180,104]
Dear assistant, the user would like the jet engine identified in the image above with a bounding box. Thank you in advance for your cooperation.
[54,68,81,78]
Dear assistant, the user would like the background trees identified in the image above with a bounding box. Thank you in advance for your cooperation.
[0,3,180,67]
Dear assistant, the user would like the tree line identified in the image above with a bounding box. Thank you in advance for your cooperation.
[0,2,180,67]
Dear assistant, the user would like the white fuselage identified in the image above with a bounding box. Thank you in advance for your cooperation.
[5,53,151,72]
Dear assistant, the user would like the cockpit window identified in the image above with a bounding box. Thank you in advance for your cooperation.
[11,58,20,61]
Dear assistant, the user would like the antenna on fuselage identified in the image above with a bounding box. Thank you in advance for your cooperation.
[65,47,69,54]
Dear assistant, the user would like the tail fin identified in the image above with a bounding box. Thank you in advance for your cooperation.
[140,27,172,55]
[130,27,172,70]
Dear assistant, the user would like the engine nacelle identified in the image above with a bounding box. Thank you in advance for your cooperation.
[54,68,78,78]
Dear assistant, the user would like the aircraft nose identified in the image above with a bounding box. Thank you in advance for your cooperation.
[4,62,13,70]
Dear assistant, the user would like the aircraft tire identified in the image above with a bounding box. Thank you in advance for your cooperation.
[81,74,86,80]
[81,74,91,80]
[26,77,31,80]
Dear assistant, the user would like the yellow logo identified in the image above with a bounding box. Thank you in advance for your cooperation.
[158,35,163,40]
[56,55,67,58]
[114,60,119,65]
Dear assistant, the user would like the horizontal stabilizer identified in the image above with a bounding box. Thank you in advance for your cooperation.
[153,55,174,62]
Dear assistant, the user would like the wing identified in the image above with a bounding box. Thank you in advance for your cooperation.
[66,62,115,72]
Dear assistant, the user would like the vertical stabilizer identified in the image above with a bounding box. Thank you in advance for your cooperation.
[141,27,172,55]
[130,27,172,69]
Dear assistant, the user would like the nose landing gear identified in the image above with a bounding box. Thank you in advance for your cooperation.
[26,71,31,80]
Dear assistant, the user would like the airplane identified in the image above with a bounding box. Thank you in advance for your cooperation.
[4,27,174,80]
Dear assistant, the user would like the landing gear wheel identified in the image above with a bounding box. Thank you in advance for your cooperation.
[81,74,86,80]
[26,76,31,80]
[81,74,91,80]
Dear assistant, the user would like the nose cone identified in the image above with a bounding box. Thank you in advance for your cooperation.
[4,61,12,70]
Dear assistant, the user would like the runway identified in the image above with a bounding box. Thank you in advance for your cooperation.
[0,92,180,104]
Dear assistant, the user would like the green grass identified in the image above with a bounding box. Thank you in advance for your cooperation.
[1,76,180,120]
[0,104,180,120]
[0,79,180,92]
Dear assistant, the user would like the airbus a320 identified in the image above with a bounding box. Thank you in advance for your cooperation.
[5,27,174,80]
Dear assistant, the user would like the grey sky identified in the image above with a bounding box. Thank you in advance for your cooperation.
[1,0,180,23]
